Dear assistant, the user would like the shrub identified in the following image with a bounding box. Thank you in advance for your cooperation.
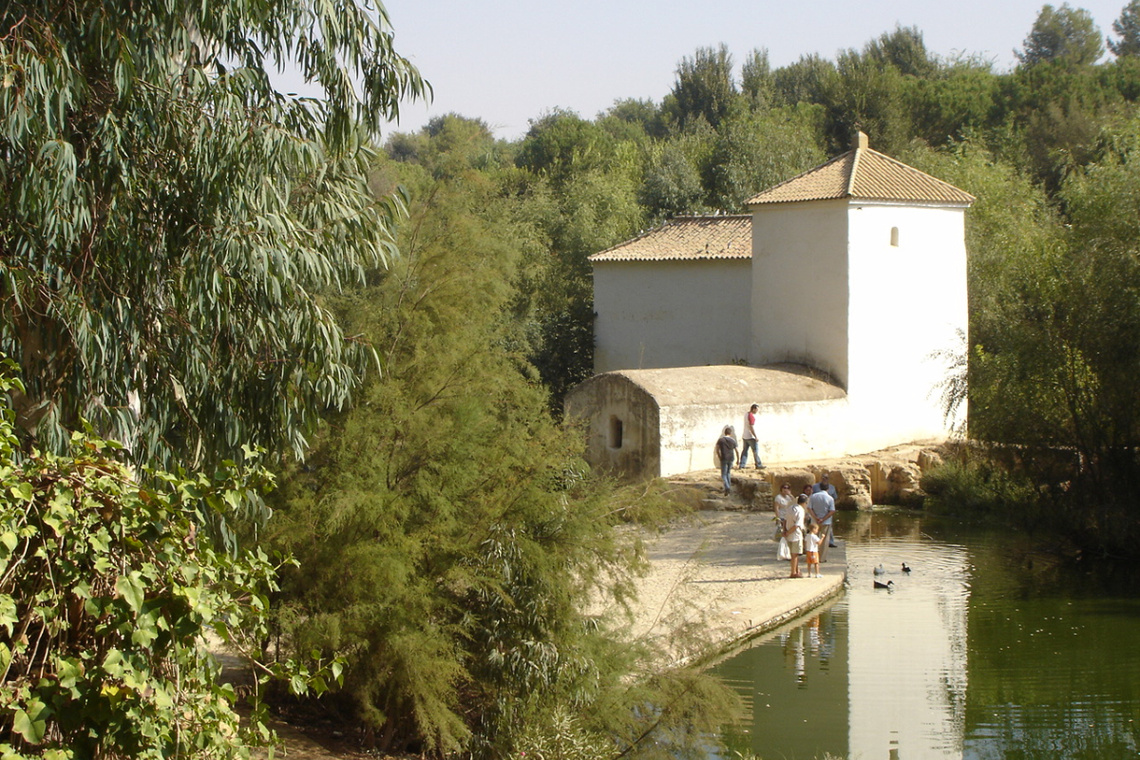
[0,364,329,758]
[921,457,1037,516]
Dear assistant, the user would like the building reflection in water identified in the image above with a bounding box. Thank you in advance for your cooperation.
[846,538,970,758]
[717,510,1140,760]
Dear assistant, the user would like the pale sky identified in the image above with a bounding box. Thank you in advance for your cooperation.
[284,0,1133,140]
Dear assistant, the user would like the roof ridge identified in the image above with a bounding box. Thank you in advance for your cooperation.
[845,147,860,197]
[745,150,851,203]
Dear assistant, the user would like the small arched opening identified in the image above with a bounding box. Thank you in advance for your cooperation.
[608,416,624,449]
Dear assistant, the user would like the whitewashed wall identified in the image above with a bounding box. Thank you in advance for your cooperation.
[593,259,751,373]
[750,199,850,386]
[658,398,853,477]
[846,203,968,443]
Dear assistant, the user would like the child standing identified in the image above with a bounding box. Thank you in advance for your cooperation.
[804,522,823,578]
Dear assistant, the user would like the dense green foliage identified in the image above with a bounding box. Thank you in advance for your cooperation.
[13,0,1140,755]
[0,0,426,468]
[0,364,329,758]
[266,143,728,756]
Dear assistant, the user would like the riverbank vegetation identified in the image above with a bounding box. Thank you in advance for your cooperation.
[6,0,1140,756]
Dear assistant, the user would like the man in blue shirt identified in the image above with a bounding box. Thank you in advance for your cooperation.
[810,473,839,556]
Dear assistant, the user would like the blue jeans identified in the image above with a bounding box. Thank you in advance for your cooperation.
[720,459,733,493]
[740,439,761,468]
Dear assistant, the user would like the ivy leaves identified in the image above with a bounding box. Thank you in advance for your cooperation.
[0,363,337,757]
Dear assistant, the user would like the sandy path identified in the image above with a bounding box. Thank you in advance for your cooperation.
[618,511,847,662]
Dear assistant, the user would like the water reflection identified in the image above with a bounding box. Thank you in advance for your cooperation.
[719,597,849,759]
[848,530,969,759]
[715,510,1140,760]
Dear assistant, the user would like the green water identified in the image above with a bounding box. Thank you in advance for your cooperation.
[714,509,1140,759]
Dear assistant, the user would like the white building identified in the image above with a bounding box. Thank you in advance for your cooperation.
[592,214,752,372]
[566,133,974,480]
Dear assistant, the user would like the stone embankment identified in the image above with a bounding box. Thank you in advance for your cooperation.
[666,442,946,513]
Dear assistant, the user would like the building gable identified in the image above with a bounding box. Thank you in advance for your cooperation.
[745,132,974,207]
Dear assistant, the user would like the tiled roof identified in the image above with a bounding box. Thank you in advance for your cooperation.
[746,139,975,207]
[590,215,752,263]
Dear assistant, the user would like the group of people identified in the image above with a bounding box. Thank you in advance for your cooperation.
[712,406,840,579]
[713,404,761,495]
[774,474,838,579]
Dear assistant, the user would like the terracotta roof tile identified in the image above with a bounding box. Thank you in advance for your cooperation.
[746,146,974,207]
[590,215,752,263]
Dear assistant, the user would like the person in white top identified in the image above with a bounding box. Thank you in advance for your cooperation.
[784,495,806,578]
[773,483,794,530]
[803,522,823,577]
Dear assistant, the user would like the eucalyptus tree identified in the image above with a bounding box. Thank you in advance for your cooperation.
[0,0,426,469]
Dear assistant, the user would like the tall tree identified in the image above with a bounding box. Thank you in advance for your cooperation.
[514,111,644,404]
[705,105,826,209]
[865,25,940,78]
[639,140,708,220]
[267,159,723,755]
[0,0,425,469]
[669,44,738,129]
[1109,0,1140,56]
[1016,3,1105,66]
[516,109,617,184]
[909,58,999,146]
[820,46,914,154]
[741,48,777,107]
[773,53,838,107]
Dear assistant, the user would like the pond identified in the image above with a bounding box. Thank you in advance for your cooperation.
[714,509,1140,760]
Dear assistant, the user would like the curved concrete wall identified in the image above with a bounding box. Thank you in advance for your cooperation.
[564,373,661,480]
[659,397,853,477]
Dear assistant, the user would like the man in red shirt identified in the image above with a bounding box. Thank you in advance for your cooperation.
[739,403,762,469]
